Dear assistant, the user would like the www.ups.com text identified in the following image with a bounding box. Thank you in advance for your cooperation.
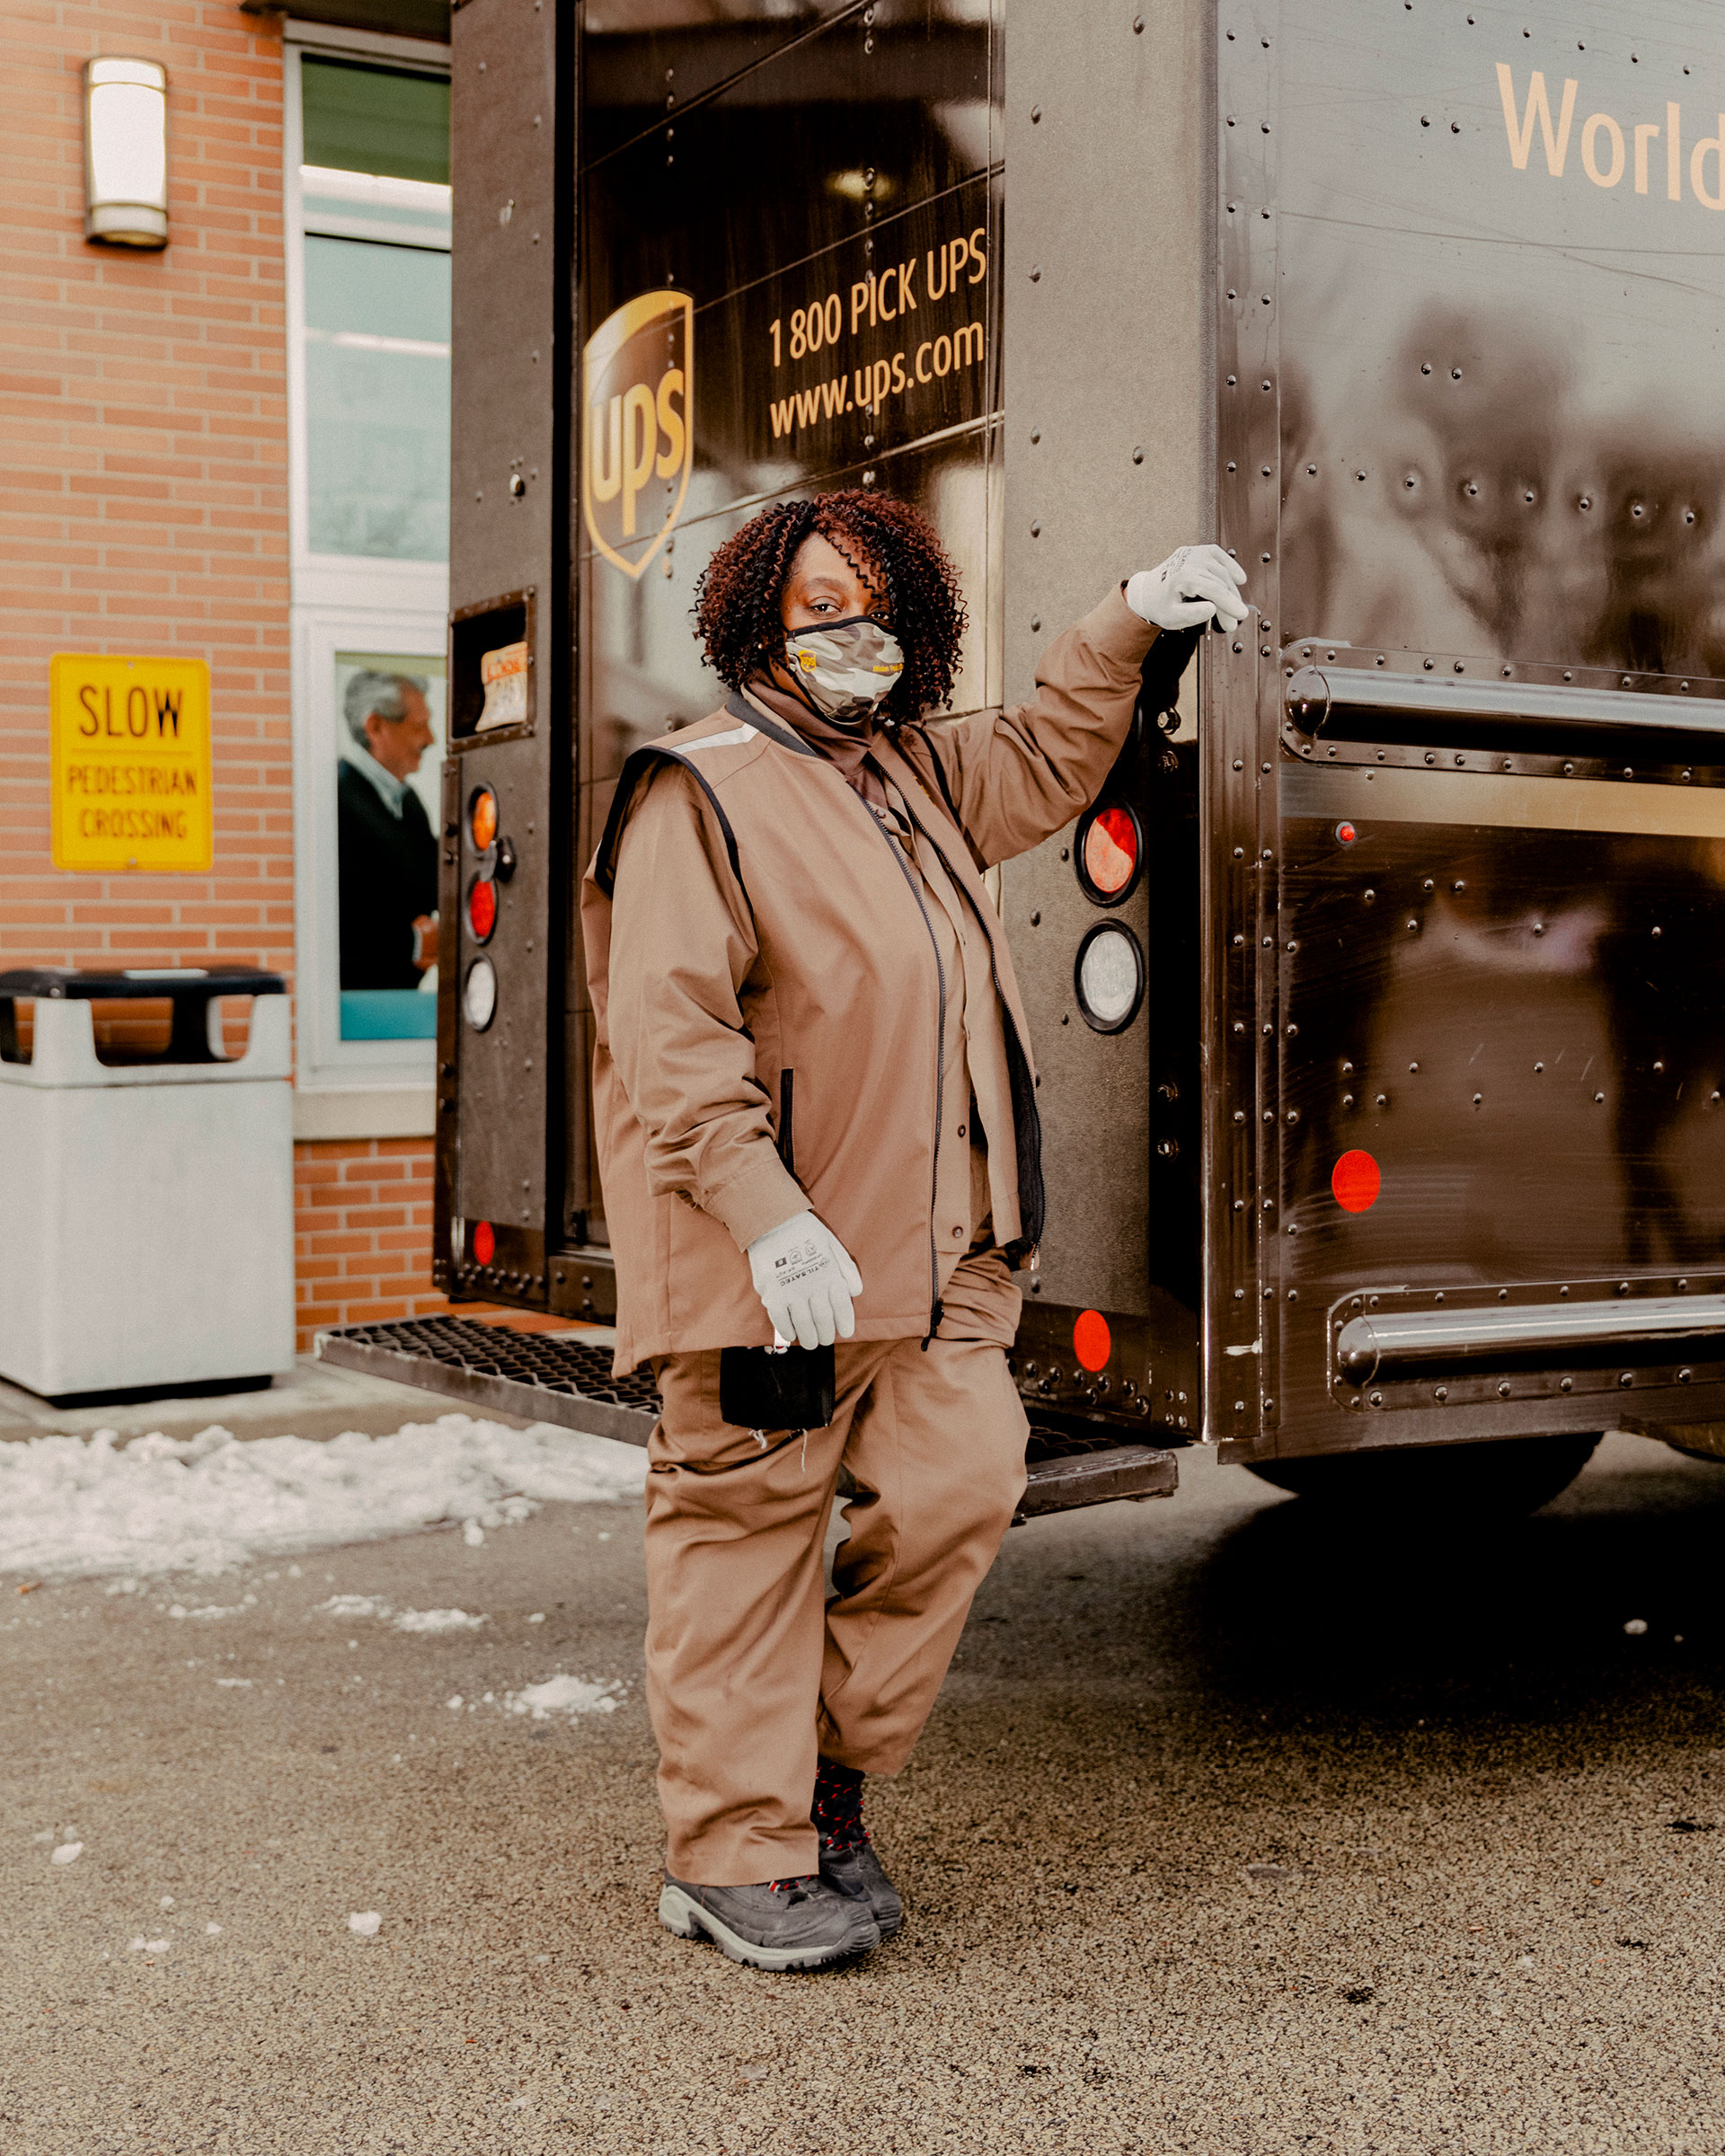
[769,323,983,441]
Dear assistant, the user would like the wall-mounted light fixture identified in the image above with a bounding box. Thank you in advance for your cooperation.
[84,57,169,249]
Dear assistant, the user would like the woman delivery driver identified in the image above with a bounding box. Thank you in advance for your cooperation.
[582,492,1248,1971]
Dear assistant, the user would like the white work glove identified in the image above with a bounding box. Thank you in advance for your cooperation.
[746,1209,862,1351]
[1125,544,1250,634]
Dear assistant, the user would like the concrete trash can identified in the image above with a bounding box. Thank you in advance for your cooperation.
[0,966,295,1400]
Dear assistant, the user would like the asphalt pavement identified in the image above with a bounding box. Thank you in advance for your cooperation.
[7,1427,1725,2155]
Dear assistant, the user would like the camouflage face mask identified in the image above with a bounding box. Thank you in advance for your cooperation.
[783,616,905,726]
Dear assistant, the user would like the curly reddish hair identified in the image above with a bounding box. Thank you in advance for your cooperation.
[692,490,968,723]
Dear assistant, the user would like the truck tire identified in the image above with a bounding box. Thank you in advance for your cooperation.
[1245,1433,1602,1520]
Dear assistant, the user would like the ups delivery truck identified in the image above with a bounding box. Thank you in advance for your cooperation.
[319,0,1725,1523]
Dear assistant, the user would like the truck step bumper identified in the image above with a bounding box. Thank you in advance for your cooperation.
[315,1314,1178,1518]
[1013,1439,1178,1519]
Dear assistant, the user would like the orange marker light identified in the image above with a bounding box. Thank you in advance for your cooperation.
[1335,820,1358,845]
[1082,805,1138,897]
[1074,1308,1111,1373]
[470,786,499,853]
[472,1220,495,1265]
[1331,1149,1382,1213]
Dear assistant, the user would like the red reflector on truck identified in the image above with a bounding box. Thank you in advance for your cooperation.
[1331,1150,1382,1213]
[1073,1309,1111,1372]
[467,877,498,941]
[472,1220,495,1265]
[1079,804,1139,899]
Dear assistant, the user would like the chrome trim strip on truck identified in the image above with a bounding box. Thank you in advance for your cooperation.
[1288,665,1725,736]
[1336,1294,1725,1383]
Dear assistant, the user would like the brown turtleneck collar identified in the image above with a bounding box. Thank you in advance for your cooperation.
[740,676,890,810]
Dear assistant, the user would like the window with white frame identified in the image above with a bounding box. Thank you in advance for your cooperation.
[286,34,452,1109]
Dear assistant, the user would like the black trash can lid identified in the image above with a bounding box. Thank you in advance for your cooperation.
[0,965,286,1000]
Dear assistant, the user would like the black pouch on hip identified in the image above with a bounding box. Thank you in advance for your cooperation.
[719,1344,836,1430]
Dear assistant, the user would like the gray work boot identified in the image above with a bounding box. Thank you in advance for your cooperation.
[812,1755,904,1937]
[818,1839,904,1938]
[658,1872,880,1971]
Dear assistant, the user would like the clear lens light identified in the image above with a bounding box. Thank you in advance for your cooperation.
[463,956,498,1030]
[1078,929,1139,1028]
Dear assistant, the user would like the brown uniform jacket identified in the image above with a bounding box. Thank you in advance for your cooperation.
[581,587,1157,1375]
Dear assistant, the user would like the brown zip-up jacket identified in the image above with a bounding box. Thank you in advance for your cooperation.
[581,586,1157,1376]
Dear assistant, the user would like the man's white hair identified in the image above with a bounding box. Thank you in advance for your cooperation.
[343,669,429,747]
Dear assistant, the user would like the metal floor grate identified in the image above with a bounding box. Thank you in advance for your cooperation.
[1026,1423,1126,1463]
[316,1313,1178,1515]
[331,1314,660,1409]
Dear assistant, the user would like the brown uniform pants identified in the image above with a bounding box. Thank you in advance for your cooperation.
[645,1274,1028,1885]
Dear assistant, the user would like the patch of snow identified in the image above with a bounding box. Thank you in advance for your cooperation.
[348,1911,382,1938]
[159,1895,174,1911]
[215,1677,252,1688]
[504,1674,624,1721]
[446,1694,464,1710]
[129,1937,171,1954]
[206,1922,223,1935]
[0,1415,646,1583]
[394,1607,485,1634]
[321,1595,391,1621]
[50,1842,83,1866]
[527,1612,545,1624]
[322,1595,486,1634]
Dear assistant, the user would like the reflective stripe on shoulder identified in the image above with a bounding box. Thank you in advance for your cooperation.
[592,742,747,902]
[674,722,757,755]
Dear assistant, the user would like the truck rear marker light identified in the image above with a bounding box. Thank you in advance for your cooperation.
[463,956,498,1031]
[1335,820,1358,844]
[1075,923,1145,1033]
[472,1220,495,1267]
[1075,802,1141,903]
[470,785,499,854]
[1074,1309,1111,1373]
[467,876,498,942]
[1331,1149,1381,1212]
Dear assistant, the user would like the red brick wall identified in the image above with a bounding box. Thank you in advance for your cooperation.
[1,0,292,978]
[2,4,447,1354]
[294,1138,452,1344]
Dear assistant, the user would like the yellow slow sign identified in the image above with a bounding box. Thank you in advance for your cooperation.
[49,653,213,873]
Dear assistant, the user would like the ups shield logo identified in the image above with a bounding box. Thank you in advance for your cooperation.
[582,289,693,579]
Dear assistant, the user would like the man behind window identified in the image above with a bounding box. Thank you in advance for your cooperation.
[338,670,438,991]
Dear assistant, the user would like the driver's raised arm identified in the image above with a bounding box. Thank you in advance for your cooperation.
[914,543,1248,867]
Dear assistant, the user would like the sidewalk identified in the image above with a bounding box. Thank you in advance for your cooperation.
[9,1436,1725,2155]
[0,1351,525,1448]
